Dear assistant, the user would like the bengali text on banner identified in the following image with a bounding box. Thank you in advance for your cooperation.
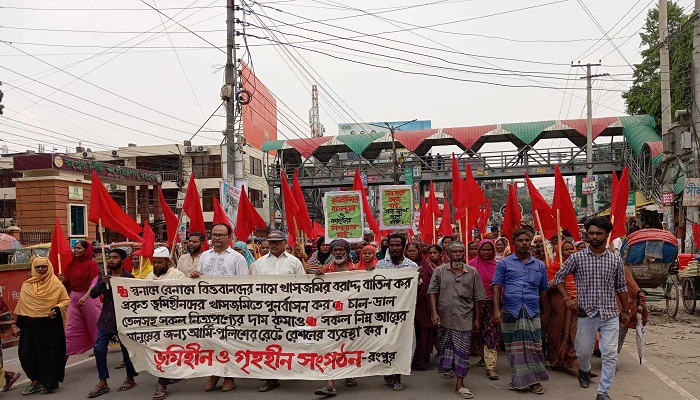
[324,191,364,242]
[379,185,413,230]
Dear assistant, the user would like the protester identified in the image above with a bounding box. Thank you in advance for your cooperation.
[293,243,308,263]
[494,237,510,261]
[546,239,578,371]
[429,241,487,399]
[0,293,21,392]
[307,237,332,273]
[575,241,588,251]
[88,249,137,398]
[130,250,153,279]
[147,247,187,400]
[406,241,435,370]
[426,244,445,268]
[191,223,247,392]
[357,244,378,271]
[617,267,647,359]
[259,240,270,257]
[530,235,546,262]
[492,229,549,394]
[553,216,629,400]
[467,240,478,261]
[376,238,390,260]
[440,236,454,252]
[177,232,205,276]
[376,233,418,391]
[15,258,69,394]
[250,230,305,392]
[468,239,501,380]
[234,240,256,266]
[248,242,261,259]
[57,240,102,360]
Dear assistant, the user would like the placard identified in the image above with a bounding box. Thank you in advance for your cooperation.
[221,182,242,228]
[324,191,364,242]
[112,269,417,379]
[379,185,413,230]
[582,177,595,195]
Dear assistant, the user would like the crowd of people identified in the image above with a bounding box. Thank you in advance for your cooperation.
[0,217,648,400]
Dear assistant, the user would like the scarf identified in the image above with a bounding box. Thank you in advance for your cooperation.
[316,236,331,265]
[63,241,100,292]
[468,239,497,298]
[494,237,511,260]
[15,257,70,320]
[234,241,256,266]
[357,245,378,270]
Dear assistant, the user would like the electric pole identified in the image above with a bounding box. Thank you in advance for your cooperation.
[689,0,700,251]
[660,0,675,233]
[576,62,608,215]
[223,0,243,186]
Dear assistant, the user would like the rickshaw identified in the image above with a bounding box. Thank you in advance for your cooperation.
[620,229,680,318]
[679,255,700,314]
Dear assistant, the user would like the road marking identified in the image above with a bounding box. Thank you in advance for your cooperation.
[12,357,95,388]
[629,347,698,400]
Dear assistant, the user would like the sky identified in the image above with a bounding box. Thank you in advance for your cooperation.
[0,0,693,159]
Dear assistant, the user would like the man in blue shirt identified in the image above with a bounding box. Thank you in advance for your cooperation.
[492,228,549,395]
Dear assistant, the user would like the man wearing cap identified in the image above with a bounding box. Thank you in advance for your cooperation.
[317,239,356,274]
[190,223,247,393]
[250,230,305,392]
[147,247,186,400]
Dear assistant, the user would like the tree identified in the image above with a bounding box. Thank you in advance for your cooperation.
[622,1,692,131]
[485,188,508,216]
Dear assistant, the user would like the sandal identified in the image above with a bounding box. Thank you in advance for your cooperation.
[442,370,455,379]
[118,381,137,392]
[476,359,486,367]
[507,382,516,391]
[114,361,125,369]
[2,372,21,392]
[40,389,54,395]
[204,377,219,391]
[23,385,42,396]
[314,385,337,396]
[345,378,357,387]
[529,383,544,395]
[152,388,168,400]
[486,369,499,380]
[457,387,474,399]
[392,383,405,391]
[221,379,236,392]
[87,386,110,398]
[258,380,280,392]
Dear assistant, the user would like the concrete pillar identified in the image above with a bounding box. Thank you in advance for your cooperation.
[139,185,149,225]
[127,186,137,220]
[152,187,163,240]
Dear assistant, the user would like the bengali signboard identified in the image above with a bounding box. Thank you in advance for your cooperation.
[324,191,364,242]
[581,177,595,195]
[13,154,162,184]
[379,185,413,230]
[682,178,700,206]
[221,182,242,228]
[112,270,417,379]
[626,192,636,217]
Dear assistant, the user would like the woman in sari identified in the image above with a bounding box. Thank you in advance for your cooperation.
[57,240,102,360]
[494,237,511,261]
[0,293,21,392]
[16,257,70,394]
[357,245,377,271]
[469,239,502,380]
[405,241,435,370]
[546,239,578,371]
[233,241,256,266]
[467,240,479,261]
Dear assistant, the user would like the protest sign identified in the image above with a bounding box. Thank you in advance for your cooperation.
[324,191,364,242]
[379,185,413,230]
[112,269,417,379]
[221,182,241,227]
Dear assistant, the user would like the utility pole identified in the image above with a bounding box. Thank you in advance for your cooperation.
[690,0,700,251]
[577,62,608,215]
[369,120,416,184]
[223,0,243,186]
[660,0,675,233]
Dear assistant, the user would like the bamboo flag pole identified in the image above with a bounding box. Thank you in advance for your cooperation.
[556,209,563,266]
[98,218,109,289]
[458,219,464,244]
[534,210,550,265]
[606,215,615,248]
[170,207,185,268]
[432,213,437,245]
[58,254,62,275]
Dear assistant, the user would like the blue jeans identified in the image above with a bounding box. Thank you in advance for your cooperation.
[575,314,619,395]
[94,329,137,380]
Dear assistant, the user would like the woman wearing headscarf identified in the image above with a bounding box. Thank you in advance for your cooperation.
[494,237,511,261]
[357,244,378,271]
[530,235,546,262]
[574,241,587,252]
[57,240,102,360]
[469,239,502,380]
[405,241,435,370]
[545,238,578,371]
[0,293,21,392]
[233,241,256,266]
[467,240,479,261]
[306,236,332,273]
[16,257,70,394]
[293,243,308,263]
[130,250,153,279]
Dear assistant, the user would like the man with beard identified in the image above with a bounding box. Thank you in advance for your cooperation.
[87,249,137,398]
[376,233,418,391]
[177,232,205,277]
[316,239,356,274]
[553,217,628,400]
[259,240,270,257]
[147,247,186,400]
[492,229,549,395]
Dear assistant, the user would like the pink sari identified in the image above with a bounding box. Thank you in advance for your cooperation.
[65,275,102,356]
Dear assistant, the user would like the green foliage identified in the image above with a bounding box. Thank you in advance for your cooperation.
[622,1,692,131]
[486,188,508,215]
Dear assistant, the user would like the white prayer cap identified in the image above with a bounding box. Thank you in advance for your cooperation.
[152,247,170,259]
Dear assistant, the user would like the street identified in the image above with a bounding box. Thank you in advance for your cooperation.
[2,305,698,400]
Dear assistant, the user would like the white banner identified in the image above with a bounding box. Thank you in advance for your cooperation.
[112,269,417,379]
[221,182,241,228]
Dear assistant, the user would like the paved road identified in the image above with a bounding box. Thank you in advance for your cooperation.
[2,339,696,400]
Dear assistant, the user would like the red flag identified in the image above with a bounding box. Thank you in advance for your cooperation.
[451,154,466,212]
[182,173,208,250]
[310,221,325,240]
[281,174,300,246]
[418,196,426,233]
[292,169,314,238]
[212,196,233,247]
[141,221,155,259]
[438,199,453,237]
[353,169,381,241]
[502,183,522,249]
[158,187,180,247]
[525,174,558,240]
[49,218,73,274]
[612,170,619,194]
[234,185,267,242]
[479,197,492,235]
[422,182,441,244]
[455,165,484,231]
[552,166,581,241]
[88,171,143,242]
[609,167,630,242]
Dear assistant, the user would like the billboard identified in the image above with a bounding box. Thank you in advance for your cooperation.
[337,120,431,135]
[241,61,277,150]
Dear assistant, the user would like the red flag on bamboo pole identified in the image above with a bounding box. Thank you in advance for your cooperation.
[49,218,73,275]
[88,171,143,242]
[552,166,581,241]
[310,221,325,240]
[281,173,300,246]
[451,154,466,211]
[353,169,381,241]
[182,173,209,250]
[157,187,180,247]
[292,169,314,238]
[418,196,427,232]
[235,186,267,242]
[609,167,630,242]
[438,199,453,237]
[525,173,558,240]
[141,221,155,260]
[502,183,522,250]
[212,196,233,247]
[478,197,492,235]
[422,182,441,244]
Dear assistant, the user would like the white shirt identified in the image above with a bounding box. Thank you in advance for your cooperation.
[250,251,305,275]
[177,252,202,276]
[197,247,249,276]
[146,267,187,280]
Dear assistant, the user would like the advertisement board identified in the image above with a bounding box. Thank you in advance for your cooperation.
[241,61,277,150]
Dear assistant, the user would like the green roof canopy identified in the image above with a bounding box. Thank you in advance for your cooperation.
[336,132,386,155]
